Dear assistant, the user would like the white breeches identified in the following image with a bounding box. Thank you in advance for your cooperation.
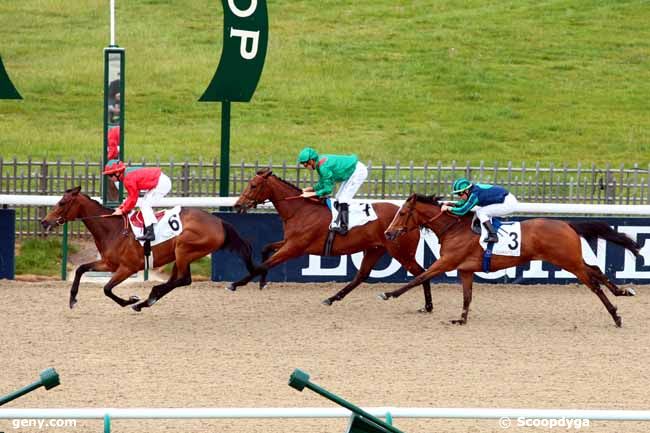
[335,162,368,204]
[475,193,518,223]
[138,173,172,226]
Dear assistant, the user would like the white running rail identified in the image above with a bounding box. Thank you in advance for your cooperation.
[2,195,650,215]
[1,407,650,420]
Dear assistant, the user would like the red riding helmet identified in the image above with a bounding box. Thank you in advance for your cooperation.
[103,159,125,175]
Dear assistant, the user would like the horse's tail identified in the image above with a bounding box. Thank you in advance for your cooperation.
[221,220,258,273]
[569,221,640,256]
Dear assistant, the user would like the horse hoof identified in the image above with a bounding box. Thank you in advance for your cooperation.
[321,298,333,306]
[615,316,622,328]
[377,293,389,301]
[259,282,268,290]
[225,284,236,292]
[417,307,432,314]
[69,299,77,309]
[129,295,140,303]
[450,319,466,325]
[627,287,636,296]
[132,304,142,312]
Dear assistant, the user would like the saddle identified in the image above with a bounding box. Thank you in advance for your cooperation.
[129,210,166,229]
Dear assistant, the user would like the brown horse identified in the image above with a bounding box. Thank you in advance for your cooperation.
[41,186,257,311]
[231,168,434,311]
[381,193,639,327]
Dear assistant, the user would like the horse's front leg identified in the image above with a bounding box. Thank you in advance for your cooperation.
[451,270,474,325]
[323,247,385,306]
[258,240,285,289]
[102,266,141,307]
[227,244,300,292]
[378,257,457,302]
[69,260,112,309]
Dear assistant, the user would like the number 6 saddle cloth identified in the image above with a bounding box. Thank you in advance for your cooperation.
[476,218,522,257]
[128,206,183,246]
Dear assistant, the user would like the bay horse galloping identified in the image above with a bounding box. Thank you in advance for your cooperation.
[41,186,257,311]
[231,168,434,311]
[382,193,639,327]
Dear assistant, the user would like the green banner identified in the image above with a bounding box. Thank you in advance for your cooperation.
[200,0,268,102]
[0,56,22,99]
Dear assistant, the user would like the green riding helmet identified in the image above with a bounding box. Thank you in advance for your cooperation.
[452,177,473,194]
[297,147,319,164]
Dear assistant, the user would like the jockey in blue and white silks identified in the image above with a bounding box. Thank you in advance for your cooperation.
[441,178,518,243]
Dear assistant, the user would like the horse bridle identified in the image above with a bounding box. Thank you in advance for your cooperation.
[243,174,272,208]
[398,198,460,236]
[52,196,127,231]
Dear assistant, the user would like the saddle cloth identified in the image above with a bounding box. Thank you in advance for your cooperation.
[326,199,378,229]
[128,206,183,246]
[478,219,522,257]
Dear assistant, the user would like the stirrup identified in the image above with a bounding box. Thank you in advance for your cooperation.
[483,233,498,243]
[137,226,155,242]
[331,225,348,235]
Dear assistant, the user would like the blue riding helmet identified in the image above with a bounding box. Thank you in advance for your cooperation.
[297,147,319,164]
[452,178,472,194]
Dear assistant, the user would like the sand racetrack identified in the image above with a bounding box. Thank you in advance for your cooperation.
[0,279,649,433]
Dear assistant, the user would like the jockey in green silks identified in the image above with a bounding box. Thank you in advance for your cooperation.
[297,147,368,235]
[441,178,519,244]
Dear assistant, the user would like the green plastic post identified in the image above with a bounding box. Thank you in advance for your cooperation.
[104,414,111,433]
[288,369,404,433]
[0,368,60,406]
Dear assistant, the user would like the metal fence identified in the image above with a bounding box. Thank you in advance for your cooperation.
[2,157,649,238]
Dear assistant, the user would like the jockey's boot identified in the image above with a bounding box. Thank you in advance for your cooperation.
[482,221,498,243]
[137,224,155,242]
[331,202,349,235]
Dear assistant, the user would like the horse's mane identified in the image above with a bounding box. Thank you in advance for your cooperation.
[256,168,303,194]
[65,187,113,213]
[412,193,443,206]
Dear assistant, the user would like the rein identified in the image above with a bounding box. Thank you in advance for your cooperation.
[285,195,322,203]
[57,214,129,234]
[400,206,460,237]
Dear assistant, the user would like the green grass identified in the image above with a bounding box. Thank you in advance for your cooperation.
[15,238,78,276]
[1,1,649,166]
[162,256,212,279]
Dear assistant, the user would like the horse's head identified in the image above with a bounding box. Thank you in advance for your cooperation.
[41,186,84,231]
[385,194,418,240]
[384,193,443,240]
[234,168,274,214]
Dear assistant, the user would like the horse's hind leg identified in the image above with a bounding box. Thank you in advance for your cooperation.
[258,240,284,290]
[133,263,192,311]
[450,270,474,325]
[322,247,385,306]
[570,265,622,327]
[586,263,636,297]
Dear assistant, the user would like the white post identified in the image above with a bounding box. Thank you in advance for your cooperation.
[109,0,116,46]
